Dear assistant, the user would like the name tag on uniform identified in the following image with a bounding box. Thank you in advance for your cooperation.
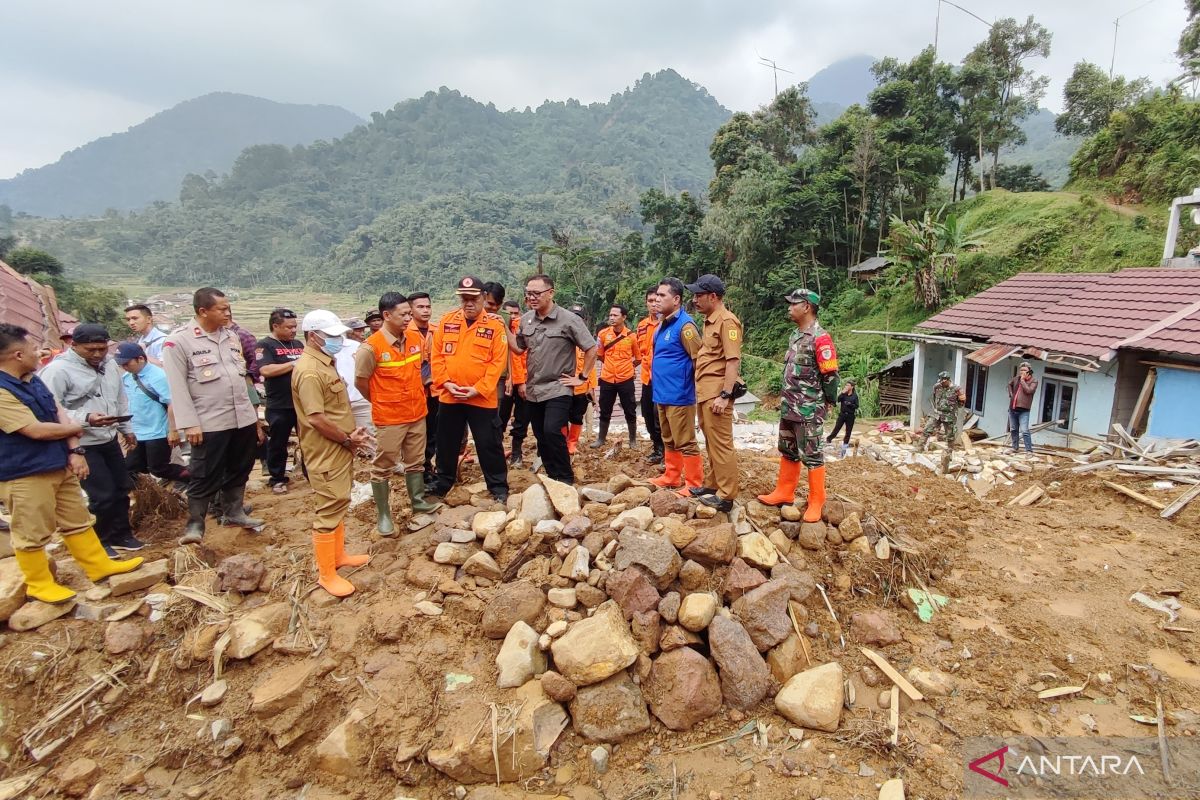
[444,323,461,333]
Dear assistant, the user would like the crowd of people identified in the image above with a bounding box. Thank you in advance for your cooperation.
[0,272,850,602]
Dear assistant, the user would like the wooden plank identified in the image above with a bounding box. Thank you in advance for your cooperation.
[1072,459,1120,473]
[860,647,924,702]
[1112,424,1145,455]
[1115,465,1200,477]
[960,431,975,454]
[1128,368,1157,436]
[889,686,900,746]
[1162,483,1200,520]
[1103,480,1167,511]
[980,419,1062,444]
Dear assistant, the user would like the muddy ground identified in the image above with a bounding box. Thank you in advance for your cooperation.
[1,432,1198,800]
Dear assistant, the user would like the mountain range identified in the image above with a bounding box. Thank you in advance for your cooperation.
[0,93,363,217]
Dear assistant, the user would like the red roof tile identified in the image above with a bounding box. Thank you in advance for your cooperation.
[1120,303,1200,358]
[990,269,1200,358]
[0,260,70,347]
[917,273,1104,339]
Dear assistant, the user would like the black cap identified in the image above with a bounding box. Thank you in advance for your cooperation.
[114,342,146,365]
[455,276,484,295]
[684,274,726,295]
[71,323,110,345]
[364,309,383,322]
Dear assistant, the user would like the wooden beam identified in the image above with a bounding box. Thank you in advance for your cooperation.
[1140,359,1200,374]
[1103,480,1167,511]
[1128,368,1157,436]
[860,647,924,701]
[1162,483,1200,520]
[1072,459,1121,473]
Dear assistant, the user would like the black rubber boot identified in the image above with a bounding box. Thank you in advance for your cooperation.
[589,420,609,449]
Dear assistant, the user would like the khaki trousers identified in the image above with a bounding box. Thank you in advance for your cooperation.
[371,421,427,481]
[698,400,738,500]
[310,453,352,532]
[657,404,699,456]
[0,469,95,550]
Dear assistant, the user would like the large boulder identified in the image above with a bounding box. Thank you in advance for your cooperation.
[681,524,736,566]
[550,601,639,687]
[774,662,844,732]
[644,646,722,730]
[730,579,792,651]
[427,680,567,783]
[707,615,771,710]
[568,670,650,742]
[614,527,681,590]
[481,582,545,639]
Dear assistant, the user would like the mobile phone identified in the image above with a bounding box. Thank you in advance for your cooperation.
[111,414,134,422]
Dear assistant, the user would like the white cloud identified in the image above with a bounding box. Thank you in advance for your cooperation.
[0,0,1188,178]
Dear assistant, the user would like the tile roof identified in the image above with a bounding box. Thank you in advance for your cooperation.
[1120,303,1200,358]
[917,273,1104,339]
[0,260,70,347]
[989,268,1200,358]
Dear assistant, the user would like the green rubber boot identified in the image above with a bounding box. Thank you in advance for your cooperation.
[405,472,443,515]
[371,480,395,536]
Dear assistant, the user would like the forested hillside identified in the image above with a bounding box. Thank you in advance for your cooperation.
[0,93,363,217]
[9,70,730,291]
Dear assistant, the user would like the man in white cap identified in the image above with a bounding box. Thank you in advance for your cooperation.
[292,310,373,597]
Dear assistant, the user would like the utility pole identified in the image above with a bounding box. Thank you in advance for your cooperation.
[1110,0,1158,78]
[756,55,794,98]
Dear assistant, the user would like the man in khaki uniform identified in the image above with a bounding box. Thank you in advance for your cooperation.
[292,310,373,597]
[686,275,743,511]
[163,287,264,544]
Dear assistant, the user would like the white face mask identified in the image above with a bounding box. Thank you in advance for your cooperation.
[319,334,345,356]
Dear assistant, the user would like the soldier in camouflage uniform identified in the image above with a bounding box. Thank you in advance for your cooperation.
[757,289,839,522]
[919,370,966,473]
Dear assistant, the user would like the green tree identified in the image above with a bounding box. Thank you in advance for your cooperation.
[1180,0,1200,85]
[6,246,64,275]
[1056,62,1149,136]
[963,16,1053,188]
[991,164,1051,192]
[885,208,988,309]
[0,234,15,260]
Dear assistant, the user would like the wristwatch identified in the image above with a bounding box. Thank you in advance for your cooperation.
[341,436,352,448]
[719,390,733,400]
[577,373,586,382]
[70,446,87,455]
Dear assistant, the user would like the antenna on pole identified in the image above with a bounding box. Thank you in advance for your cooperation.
[1110,0,1159,78]
[756,54,794,98]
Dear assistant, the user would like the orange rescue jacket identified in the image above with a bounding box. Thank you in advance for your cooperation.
[597,324,641,384]
[431,309,508,408]
[635,316,658,384]
[363,327,427,425]
[508,314,528,385]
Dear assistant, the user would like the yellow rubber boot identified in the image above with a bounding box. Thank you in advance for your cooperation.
[802,465,827,523]
[676,454,705,497]
[61,529,143,582]
[13,549,76,604]
[314,530,355,597]
[757,458,801,507]
[334,522,370,568]
[650,450,683,488]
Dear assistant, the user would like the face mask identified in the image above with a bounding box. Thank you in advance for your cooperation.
[319,334,344,356]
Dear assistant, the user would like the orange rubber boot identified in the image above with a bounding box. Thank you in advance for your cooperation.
[756,458,801,507]
[649,450,683,488]
[802,465,827,523]
[677,454,705,497]
[567,424,582,455]
[334,522,370,568]
[313,530,355,597]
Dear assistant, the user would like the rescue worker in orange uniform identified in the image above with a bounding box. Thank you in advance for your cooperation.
[635,288,664,464]
[566,335,597,454]
[591,304,641,450]
[498,298,530,466]
[355,292,440,536]
[428,276,510,503]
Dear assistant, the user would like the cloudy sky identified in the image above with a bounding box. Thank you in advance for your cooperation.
[1,0,1188,179]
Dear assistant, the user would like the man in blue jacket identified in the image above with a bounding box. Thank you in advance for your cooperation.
[116,342,188,484]
[0,324,143,605]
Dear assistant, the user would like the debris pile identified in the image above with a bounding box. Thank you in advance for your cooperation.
[1068,424,1200,519]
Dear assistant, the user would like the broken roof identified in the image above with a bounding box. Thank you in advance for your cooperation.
[918,273,1104,340]
[919,268,1200,360]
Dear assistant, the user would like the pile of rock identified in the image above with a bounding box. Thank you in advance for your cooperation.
[412,472,903,784]
[858,429,1050,496]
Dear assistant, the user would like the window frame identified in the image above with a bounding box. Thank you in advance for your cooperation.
[965,361,987,415]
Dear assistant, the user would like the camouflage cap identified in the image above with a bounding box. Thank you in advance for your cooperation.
[938,370,951,380]
[784,288,821,306]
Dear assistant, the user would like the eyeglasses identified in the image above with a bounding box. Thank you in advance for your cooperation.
[273,308,297,319]
[524,288,552,299]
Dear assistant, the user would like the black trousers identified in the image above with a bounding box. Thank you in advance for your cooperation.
[126,438,187,482]
[530,395,575,484]
[82,438,135,545]
[641,380,663,450]
[598,379,637,430]
[827,412,856,445]
[264,406,297,486]
[568,393,590,426]
[424,393,440,476]
[432,403,508,498]
[499,387,530,448]
[188,425,258,502]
